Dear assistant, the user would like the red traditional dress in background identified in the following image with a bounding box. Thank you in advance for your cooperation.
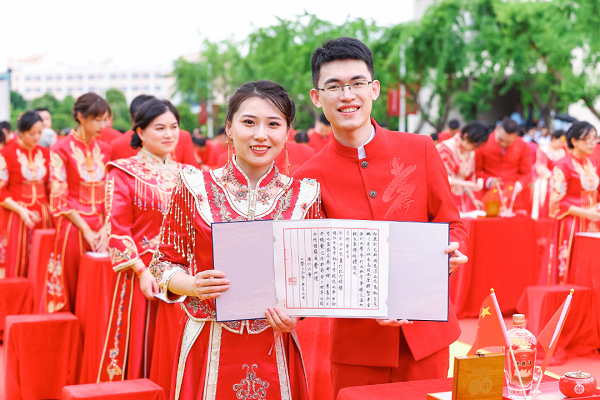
[436,134,478,212]
[45,132,109,313]
[110,130,199,168]
[98,149,182,383]
[0,139,53,278]
[531,144,566,220]
[547,151,599,285]
[150,158,320,400]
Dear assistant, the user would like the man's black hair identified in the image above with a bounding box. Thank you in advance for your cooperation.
[431,133,439,141]
[130,95,155,122]
[0,121,11,132]
[318,113,330,126]
[500,117,519,134]
[448,119,460,130]
[461,121,490,145]
[294,130,309,144]
[311,37,374,88]
[192,136,207,147]
[34,107,50,113]
[216,127,226,137]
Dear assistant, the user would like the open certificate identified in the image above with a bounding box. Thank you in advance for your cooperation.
[273,219,389,318]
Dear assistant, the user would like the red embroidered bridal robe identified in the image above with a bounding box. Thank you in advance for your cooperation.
[46,133,109,312]
[436,134,478,212]
[98,149,183,386]
[0,139,53,278]
[546,152,599,285]
[150,158,319,400]
[531,144,566,220]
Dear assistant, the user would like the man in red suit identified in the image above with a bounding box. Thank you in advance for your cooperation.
[307,113,333,153]
[294,37,468,398]
[109,95,198,167]
[475,117,531,210]
[438,119,460,142]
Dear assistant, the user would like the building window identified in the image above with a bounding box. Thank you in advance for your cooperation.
[155,73,163,78]
[121,74,127,79]
[110,74,117,79]
[143,73,150,78]
[67,75,73,80]
[25,76,31,81]
[77,75,83,80]
[47,76,53,81]
[143,86,149,91]
[78,87,83,91]
[36,88,41,92]
[26,88,31,92]
[35,76,41,80]
[132,86,139,90]
[121,87,127,91]
[88,75,95,80]
[132,73,139,79]
[155,86,161,91]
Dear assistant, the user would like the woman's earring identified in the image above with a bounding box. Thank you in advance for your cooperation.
[226,134,233,167]
[285,143,290,178]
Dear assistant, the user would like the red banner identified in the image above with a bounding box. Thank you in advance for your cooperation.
[387,84,419,116]
[198,103,208,125]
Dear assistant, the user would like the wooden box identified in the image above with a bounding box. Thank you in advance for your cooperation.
[428,353,505,400]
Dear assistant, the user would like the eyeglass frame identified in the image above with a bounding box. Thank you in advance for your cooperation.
[314,79,375,94]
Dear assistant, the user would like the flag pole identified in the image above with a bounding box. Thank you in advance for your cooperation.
[490,289,528,399]
[530,289,574,400]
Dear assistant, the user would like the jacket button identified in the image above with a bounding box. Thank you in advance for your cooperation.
[361,161,368,168]
[369,190,377,198]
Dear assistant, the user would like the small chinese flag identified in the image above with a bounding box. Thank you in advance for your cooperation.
[468,294,507,355]
[537,291,573,372]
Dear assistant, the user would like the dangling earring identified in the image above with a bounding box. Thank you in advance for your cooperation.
[284,143,290,178]
[226,134,233,167]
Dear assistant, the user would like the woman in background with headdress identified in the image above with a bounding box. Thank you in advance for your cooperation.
[0,111,53,278]
[45,93,111,313]
[547,121,600,285]
[531,129,566,220]
[98,99,184,387]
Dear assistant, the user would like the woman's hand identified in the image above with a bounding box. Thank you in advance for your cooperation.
[265,307,298,333]
[95,224,109,253]
[376,319,413,327]
[139,269,159,300]
[83,229,99,250]
[473,198,484,210]
[18,209,37,229]
[585,208,600,222]
[191,270,230,300]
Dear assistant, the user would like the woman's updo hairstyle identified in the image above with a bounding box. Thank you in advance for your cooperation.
[130,99,180,149]
[17,111,43,133]
[566,121,595,149]
[226,80,296,128]
[72,92,112,124]
[461,121,490,145]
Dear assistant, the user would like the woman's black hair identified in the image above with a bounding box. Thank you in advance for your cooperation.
[72,92,111,124]
[18,110,43,133]
[130,99,180,149]
[566,121,595,149]
[551,129,566,140]
[226,80,295,128]
[461,121,490,145]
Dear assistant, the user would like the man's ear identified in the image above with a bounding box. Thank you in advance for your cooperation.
[310,88,322,109]
[371,80,381,101]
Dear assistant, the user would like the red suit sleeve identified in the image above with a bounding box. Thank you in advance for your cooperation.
[518,143,532,186]
[475,147,493,184]
[49,146,71,216]
[177,131,200,168]
[149,176,195,301]
[106,168,140,271]
[425,138,468,253]
[0,150,11,202]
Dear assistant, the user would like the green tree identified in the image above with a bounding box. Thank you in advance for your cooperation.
[30,93,60,113]
[106,88,131,131]
[10,91,26,111]
[176,103,197,132]
[52,95,76,131]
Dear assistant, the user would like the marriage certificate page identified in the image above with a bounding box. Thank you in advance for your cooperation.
[272,219,389,318]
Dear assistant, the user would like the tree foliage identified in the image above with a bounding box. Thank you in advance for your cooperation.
[106,88,131,131]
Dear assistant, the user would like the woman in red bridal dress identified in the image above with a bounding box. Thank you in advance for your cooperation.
[531,130,566,220]
[150,81,319,400]
[98,99,185,386]
[547,121,600,285]
[436,121,489,212]
[45,93,111,313]
[0,111,53,278]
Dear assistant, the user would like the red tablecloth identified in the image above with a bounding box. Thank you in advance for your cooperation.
[62,378,164,400]
[450,217,553,317]
[27,228,56,313]
[4,312,80,400]
[570,235,600,332]
[336,376,557,400]
[75,255,117,384]
[517,285,600,364]
[0,277,33,341]
[295,318,334,400]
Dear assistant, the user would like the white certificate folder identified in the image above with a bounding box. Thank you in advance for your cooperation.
[212,219,449,323]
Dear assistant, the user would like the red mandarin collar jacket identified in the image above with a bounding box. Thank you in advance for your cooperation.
[294,119,467,366]
[475,132,531,191]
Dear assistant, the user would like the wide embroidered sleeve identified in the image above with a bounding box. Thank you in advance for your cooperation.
[425,137,468,253]
[149,172,196,302]
[436,143,457,181]
[0,152,10,203]
[534,147,552,179]
[49,146,70,216]
[549,164,568,219]
[106,168,140,272]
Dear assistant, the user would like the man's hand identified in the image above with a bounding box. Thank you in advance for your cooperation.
[489,177,502,188]
[376,319,413,327]
[447,242,468,274]
[265,307,298,333]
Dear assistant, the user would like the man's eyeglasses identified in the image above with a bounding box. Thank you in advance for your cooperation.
[315,80,373,94]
